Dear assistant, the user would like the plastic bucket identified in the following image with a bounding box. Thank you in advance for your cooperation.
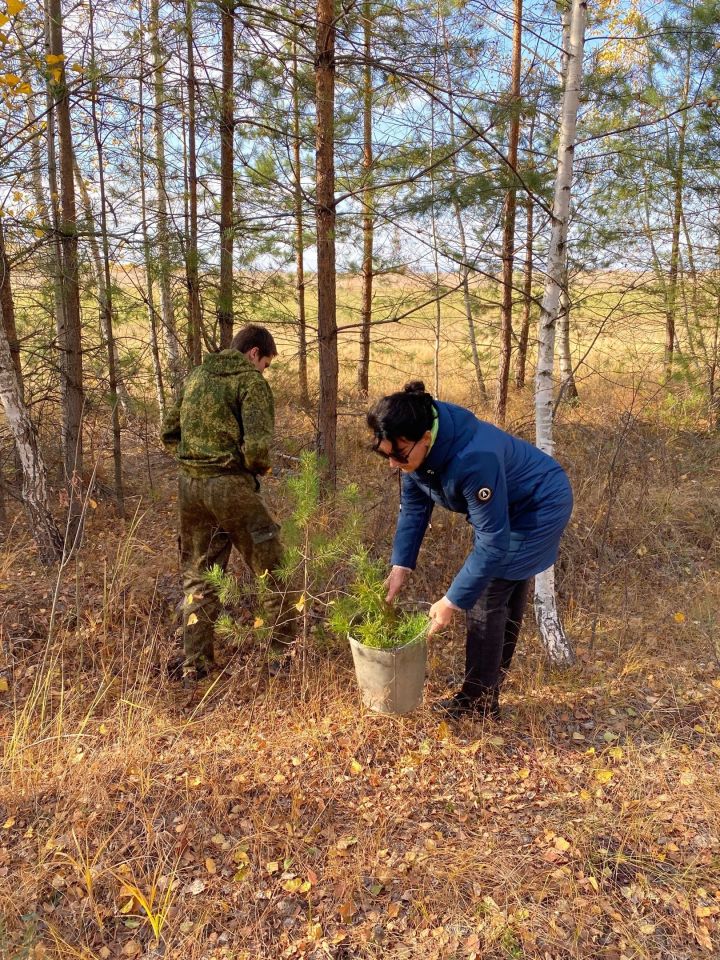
[349,636,427,715]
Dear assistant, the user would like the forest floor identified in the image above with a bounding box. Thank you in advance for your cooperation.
[1,375,719,960]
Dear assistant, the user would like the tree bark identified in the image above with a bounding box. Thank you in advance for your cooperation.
[292,25,309,407]
[0,219,22,392]
[217,0,235,348]
[73,159,130,412]
[441,15,486,404]
[534,0,587,667]
[138,7,166,419]
[0,306,63,563]
[47,0,84,505]
[150,0,182,393]
[557,273,578,402]
[665,42,691,379]
[89,0,124,515]
[185,0,202,367]
[315,0,338,487]
[495,0,523,423]
[357,0,373,397]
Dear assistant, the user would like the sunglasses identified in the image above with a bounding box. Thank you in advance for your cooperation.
[371,437,420,465]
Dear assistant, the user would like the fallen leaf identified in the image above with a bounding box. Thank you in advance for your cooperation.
[349,759,363,775]
[266,861,279,874]
[594,769,613,784]
[187,613,198,626]
[253,617,264,628]
[205,857,216,875]
[679,770,696,787]
[122,941,141,957]
[0,678,9,693]
[186,878,205,896]
[555,837,571,852]
[339,901,356,922]
[674,612,686,623]
[2,818,15,829]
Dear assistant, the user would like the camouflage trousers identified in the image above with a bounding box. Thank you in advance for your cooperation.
[178,471,295,670]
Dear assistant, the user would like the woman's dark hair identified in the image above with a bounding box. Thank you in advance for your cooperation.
[230,324,277,358]
[367,381,435,443]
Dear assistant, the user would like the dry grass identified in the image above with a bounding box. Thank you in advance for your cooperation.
[1,304,720,959]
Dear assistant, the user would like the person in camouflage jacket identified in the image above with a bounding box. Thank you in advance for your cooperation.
[161,324,294,684]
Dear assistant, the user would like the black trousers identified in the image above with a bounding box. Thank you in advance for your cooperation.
[462,577,531,696]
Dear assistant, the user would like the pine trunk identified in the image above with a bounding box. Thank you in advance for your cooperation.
[357,0,373,397]
[534,0,587,667]
[217,0,235,348]
[315,0,338,487]
[495,0,522,423]
[292,28,309,407]
[185,0,203,367]
[139,7,166,419]
[89,1,124,514]
[47,0,84,507]
[442,16,486,404]
[150,0,182,393]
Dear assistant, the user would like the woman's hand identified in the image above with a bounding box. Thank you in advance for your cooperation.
[428,597,457,636]
[384,565,410,603]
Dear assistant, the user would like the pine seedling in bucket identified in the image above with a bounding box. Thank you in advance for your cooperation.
[329,551,429,714]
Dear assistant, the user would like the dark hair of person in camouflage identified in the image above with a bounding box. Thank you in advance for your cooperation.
[230,324,278,358]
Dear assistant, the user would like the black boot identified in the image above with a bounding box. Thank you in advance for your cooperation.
[433,687,500,720]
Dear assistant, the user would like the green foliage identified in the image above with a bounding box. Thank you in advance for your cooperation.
[329,550,428,651]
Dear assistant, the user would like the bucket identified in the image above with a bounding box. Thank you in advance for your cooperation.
[349,635,427,715]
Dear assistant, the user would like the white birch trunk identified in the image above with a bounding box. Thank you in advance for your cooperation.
[0,311,63,562]
[534,0,587,666]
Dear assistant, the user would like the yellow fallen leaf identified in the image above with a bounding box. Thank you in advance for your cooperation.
[608,746,623,761]
[674,612,686,623]
[594,769,613,784]
[679,770,696,786]
[554,837,571,852]
[308,922,322,940]
[119,897,134,914]
[0,677,9,693]
[639,923,656,934]
[295,593,306,612]
[205,857,216,875]
[3,817,15,829]
[253,617,264,628]
[187,613,198,626]
[517,767,530,780]
[349,759,363,775]
[265,861,279,874]
[587,875,599,891]
[0,13,8,25]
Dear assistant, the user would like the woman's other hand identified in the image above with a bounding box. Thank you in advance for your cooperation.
[428,597,457,636]
[384,565,411,603]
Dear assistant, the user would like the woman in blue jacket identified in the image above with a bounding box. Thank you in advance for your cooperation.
[367,382,573,719]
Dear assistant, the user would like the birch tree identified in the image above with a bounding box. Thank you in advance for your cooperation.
[0,309,63,564]
[534,0,587,666]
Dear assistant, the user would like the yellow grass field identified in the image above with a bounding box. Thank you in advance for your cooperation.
[1,277,719,960]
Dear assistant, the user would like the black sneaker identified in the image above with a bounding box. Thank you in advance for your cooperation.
[433,689,500,721]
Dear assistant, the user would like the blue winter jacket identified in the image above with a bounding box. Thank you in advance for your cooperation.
[390,401,573,609]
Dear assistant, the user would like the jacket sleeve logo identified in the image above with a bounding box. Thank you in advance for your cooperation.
[477,487,493,503]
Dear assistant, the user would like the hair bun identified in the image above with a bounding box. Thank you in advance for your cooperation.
[403,380,427,394]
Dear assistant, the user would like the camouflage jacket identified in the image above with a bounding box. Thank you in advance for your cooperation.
[161,350,275,477]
